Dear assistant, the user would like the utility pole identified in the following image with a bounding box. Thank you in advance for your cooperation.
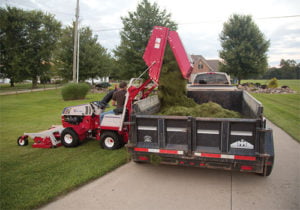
[72,0,79,83]
[76,27,80,83]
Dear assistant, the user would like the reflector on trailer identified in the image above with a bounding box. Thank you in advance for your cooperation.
[134,147,184,155]
[138,156,149,161]
[241,165,253,171]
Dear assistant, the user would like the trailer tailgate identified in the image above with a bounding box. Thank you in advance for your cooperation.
[130,115,261,156]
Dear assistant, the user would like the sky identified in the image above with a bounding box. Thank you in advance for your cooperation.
[1,0,300,66]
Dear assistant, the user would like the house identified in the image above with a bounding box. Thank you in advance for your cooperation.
[190,55,220,81]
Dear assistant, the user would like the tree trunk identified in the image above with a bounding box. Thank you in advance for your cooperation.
[10,78,15,87]
[32,76,38,88]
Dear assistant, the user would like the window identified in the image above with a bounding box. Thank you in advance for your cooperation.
[198,63,203,69]
[194,73,229,85]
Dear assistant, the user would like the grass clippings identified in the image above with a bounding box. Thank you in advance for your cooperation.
[160,102,241,118]
[157,46,240,118]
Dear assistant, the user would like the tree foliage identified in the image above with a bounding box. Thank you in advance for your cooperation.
[0,7,27,86]
[0,6,61,87]
[55,26,112,83]
[114,0,177,79]
[219,14,270,84]
[263,59,300,79]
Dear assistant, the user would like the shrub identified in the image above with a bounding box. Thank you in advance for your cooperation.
[267,78,279,88]
[255,83,261,87]
[261,84,267,89]
[61,83,90,100]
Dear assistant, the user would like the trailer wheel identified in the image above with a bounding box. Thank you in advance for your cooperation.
[260,165,273,177]
[17,136,28,146]
[100,131,122,150]
[61,128,79,148]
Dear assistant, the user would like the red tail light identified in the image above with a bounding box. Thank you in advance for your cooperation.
[241,165,253,171]
[138,156,149,161]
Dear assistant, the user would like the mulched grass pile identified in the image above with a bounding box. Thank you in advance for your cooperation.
[157,47,241,118]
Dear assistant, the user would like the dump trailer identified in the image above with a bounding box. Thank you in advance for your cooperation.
[126,26,274,176]
[127,89,274,176]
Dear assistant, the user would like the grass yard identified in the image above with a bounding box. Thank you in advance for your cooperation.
[242,79,300,142]
[0,90,128,209]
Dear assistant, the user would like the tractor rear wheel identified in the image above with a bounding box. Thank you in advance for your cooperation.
[100,131,122,150]
[61,128,79,148]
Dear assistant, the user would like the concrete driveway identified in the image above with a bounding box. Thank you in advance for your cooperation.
[40,121,299,210]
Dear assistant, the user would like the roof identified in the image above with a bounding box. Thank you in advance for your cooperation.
[206,59,220,72]
[190,54,220,72]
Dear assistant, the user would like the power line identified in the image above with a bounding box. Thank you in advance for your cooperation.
[92,14,300,32]
[94,28,121,32]
[257,15,300,19]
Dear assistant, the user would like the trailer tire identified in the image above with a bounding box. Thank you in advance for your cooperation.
[17,136,28,146]
[100,131,122,150]
[260,165,273,177]
[61,128,79,148]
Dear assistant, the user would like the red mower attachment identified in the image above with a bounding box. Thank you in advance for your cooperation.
[17,125,64,148]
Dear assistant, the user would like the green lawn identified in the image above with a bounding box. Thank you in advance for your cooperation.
[0,90,128,210]
[242,79,300,142]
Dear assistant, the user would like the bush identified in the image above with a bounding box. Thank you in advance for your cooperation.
[267,78,279,88]
[61,83,90,100]
[255,83,261,87]
[261,85,267,89]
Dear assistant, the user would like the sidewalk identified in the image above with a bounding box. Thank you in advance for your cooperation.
[0,87,61,96]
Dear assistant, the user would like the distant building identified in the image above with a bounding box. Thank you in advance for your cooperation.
[190,55,220,81]
[0,78,10,84]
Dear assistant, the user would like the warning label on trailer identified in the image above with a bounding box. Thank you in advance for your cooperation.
[230,139,254,149]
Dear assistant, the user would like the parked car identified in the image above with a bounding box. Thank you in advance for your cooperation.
[95,82,111,89]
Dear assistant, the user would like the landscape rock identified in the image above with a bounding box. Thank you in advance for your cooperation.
[238,85,296,94]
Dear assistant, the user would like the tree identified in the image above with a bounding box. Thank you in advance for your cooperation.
[25,10,61,88]
[55,26,112,83]
[0,7,29,87]
[0,7,61,88]
[263,59,300,79]
[114,0,177,79]
[219,14,270,84]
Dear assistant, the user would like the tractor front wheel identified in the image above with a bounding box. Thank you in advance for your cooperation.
[100,131,122,150]
[17,136,28,146]
[61,128,79,148]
